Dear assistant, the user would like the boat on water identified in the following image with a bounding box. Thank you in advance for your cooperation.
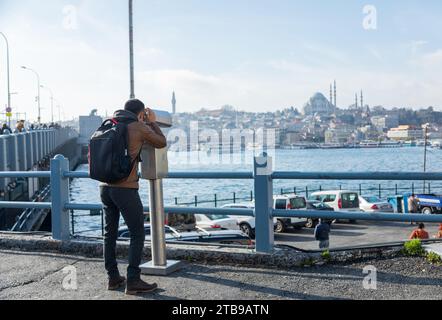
[359,140,379,148]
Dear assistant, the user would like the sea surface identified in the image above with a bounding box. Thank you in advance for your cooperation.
[70,147,442,234]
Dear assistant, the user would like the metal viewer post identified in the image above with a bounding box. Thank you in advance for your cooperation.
[139,143,182,276]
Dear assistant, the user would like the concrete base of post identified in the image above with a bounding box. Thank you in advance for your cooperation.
[140,260,183,276]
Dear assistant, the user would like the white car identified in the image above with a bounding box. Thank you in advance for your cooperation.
[310,190,361,222]
[195,214,240,231]
[223,202,278,239]
[359,196,394,213]
[273,195,309,233]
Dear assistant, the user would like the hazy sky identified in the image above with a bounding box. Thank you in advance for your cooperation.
[0,0,442,122]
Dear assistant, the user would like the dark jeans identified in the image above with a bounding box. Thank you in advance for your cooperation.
[100,186,145,282]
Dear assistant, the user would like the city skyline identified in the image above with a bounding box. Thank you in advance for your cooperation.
[0,0,442,122]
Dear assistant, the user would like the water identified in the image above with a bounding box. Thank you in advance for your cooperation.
[70,147,442,235]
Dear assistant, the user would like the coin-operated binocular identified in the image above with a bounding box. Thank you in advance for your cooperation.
[139,110,182,276]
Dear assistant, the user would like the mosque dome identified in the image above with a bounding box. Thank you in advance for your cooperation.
[303,92,335,115]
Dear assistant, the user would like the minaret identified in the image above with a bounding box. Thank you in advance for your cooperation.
[172,91,176,114]
[330,84,333,105]
[334,80,337,108]
[360,90,364,109]
[355,93,358,108]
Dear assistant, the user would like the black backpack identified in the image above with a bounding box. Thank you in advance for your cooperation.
[89,118,138,183]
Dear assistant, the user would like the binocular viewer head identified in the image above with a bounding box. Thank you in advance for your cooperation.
[151,109,173,128]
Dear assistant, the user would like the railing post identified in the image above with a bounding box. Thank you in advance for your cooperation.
[50,154,70,241]
[254,154,274,254]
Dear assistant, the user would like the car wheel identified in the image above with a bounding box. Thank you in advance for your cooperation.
[305,218,317,229]
[240,223,255,239]
[422,207,433,215]
[275,219,286,233]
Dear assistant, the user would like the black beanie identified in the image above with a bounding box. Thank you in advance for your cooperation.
[124,99,145,115]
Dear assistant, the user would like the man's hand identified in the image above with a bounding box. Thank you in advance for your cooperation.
[145,108,157,124]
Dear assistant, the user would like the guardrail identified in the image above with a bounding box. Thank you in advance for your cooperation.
[1,154,442,254]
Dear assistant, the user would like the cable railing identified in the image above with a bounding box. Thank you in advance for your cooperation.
[1,154,442,253]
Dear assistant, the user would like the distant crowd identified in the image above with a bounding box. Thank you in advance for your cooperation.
[0,120,61,135]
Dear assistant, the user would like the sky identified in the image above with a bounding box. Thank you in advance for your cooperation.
[0,0,442,122]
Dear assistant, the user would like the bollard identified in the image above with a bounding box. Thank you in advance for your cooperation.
[254,155,274,254]
[50,155,70,241]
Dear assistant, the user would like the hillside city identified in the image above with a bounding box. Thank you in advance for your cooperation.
[169,89,441,149]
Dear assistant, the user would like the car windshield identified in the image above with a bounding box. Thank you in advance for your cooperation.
[290,197,306,209]
[342,193,359,208]
[310,202,330,209]
[366,196,381,203]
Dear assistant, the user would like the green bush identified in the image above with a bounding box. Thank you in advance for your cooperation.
[321,250,331,261]
[426,252,442,265]
[403,240,425,257]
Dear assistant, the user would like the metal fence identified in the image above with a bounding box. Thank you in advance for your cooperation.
[1,154,442,254]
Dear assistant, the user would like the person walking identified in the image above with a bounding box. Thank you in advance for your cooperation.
[408,194,419,225]
[314,219,331,250]
[99,99,167,295]
[409,223,430,240]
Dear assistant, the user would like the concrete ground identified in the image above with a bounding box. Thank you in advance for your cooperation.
[0,249,441,300]
[275,220,441,250]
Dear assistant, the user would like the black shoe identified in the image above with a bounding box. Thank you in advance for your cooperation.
[125,279,158,295]
[108,276,127,291]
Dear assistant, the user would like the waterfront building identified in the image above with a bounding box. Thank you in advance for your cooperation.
[371,115,399,132]
[387,125,423,141]
[325,125,354,144]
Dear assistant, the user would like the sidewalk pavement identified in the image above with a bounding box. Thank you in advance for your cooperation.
[1,249,441,300]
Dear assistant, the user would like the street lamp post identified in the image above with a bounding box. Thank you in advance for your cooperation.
[40,85,54,124]
[129,0,135,99]
[21,66,41,124]
[0,32,11,124]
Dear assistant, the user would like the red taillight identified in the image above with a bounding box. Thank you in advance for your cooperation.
[371,204,379,210]
[338,199,343,209]
[211,224,221,229]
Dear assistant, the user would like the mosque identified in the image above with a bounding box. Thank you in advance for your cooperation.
[303,81,337,116]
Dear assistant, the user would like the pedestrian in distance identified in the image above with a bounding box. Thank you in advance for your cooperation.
[409,223,430,240]
[435,224,442,239]
[314,219,331,250]
[408,194,419,225]
[93,99,167,295]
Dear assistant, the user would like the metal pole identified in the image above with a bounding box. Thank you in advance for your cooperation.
[21,66,41,124]
[50,155,70,241]
[128,0,135,99]
[41,85,54,123]
[148,179,167,267]
[0,32,11,126]
[423,125,428,193]
[254,155,274,254]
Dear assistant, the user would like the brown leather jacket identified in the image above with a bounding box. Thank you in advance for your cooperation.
[103,110,167,189]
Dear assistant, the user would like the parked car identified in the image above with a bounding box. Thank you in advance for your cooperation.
[359,196,394,213]
[305,200,335,228]
[118,224,252,246]
[310,190,361,223]
[223,202,278,239]
[195,214,239,231]
[273,195,309,233]
[415,194,442,214]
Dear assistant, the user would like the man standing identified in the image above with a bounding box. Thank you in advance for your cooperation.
[100,99,167,295]
[408,194,419,225]
[314,219,331,250]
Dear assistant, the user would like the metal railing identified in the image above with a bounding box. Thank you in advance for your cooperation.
[1,154,442,253]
